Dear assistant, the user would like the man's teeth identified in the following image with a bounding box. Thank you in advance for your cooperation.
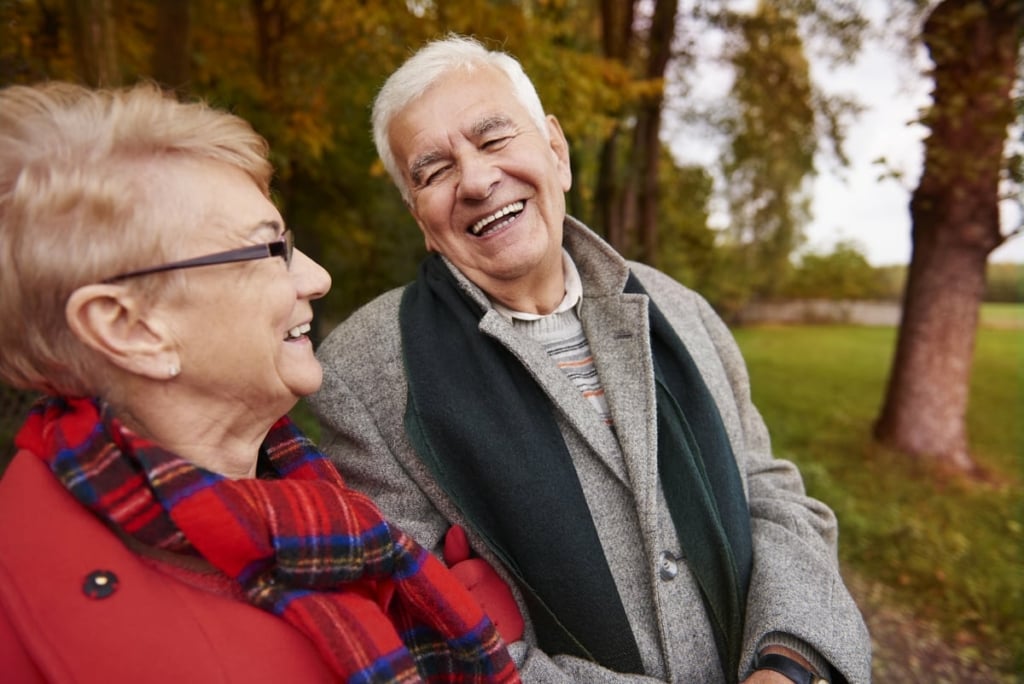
[286,323,311,340]
[470,201,524,235]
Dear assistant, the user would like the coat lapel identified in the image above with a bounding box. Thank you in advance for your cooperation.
[478,311,632,486]
[580,292,661,525]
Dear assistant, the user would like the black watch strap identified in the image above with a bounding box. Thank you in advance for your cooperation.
[756,653,829,684]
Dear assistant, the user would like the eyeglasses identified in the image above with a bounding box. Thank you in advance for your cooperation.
[102,230,293,283]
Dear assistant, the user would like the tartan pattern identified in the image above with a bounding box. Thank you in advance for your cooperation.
[15,396,518,684]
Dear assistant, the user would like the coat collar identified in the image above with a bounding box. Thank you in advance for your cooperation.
[436,217,656,491]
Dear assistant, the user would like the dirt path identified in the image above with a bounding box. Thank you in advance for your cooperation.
[845,571,1015,683]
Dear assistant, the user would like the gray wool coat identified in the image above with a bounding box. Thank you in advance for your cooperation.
[310,217,871,684]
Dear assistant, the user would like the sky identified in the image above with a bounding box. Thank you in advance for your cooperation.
[665,1,1023,267]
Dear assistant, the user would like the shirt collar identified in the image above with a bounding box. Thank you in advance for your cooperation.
[492,249,582,321]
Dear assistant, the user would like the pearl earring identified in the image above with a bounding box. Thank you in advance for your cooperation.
[168,364,180,378]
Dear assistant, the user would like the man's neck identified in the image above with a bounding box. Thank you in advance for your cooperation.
[490,249,583,320]
[488,281,564,316]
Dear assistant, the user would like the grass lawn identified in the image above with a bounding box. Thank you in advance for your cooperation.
[732,314,1022,679]
[979,301,1024,329]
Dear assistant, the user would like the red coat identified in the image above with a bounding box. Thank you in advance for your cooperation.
[0,451,337,683]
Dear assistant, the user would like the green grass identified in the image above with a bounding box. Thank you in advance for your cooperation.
[733,321,1023,677]
[979,301,1024,329]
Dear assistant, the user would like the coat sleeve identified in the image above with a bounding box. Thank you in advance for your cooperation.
[682,282,871,683]
[310,289,453,551]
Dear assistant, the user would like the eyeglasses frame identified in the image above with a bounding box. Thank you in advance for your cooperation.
[102,230,293,283]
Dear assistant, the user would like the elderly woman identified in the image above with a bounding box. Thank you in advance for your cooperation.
[0,81,518,684]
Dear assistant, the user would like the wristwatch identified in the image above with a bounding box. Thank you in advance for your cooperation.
[756,652,829,684]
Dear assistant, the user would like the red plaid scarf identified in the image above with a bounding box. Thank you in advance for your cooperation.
[15,396,519,684]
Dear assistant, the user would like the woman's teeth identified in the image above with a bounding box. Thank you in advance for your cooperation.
[286,323,311,340]
[470,201,524,236]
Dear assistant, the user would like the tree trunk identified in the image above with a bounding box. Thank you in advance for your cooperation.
[598,128,626,250]
[250,0,288,89]
[874,0,1022,472]
[596,0,635,252]
[634,108,661,265]
[151,0,191,91]
[64,0,119,86]
[633,0,678,266]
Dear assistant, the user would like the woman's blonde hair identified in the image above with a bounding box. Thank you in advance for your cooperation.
[0,81,273,395]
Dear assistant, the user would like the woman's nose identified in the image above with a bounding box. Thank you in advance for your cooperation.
[292,248,331,300]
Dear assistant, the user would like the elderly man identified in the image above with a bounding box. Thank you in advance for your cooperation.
[311,35,870,684]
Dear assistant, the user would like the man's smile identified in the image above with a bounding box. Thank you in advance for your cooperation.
[468,201,525,236]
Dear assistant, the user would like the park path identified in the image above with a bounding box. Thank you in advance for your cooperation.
[845,570,1012,683]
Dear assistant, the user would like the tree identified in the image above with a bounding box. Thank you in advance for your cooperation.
[592,0,836,273]
[595,0,680,264]
[595,0,635,253]
[783,242,888,300]
[632,0,680,265]
[151,0,190,90]
[656,147,717,291]
[722,1,817,298]
[0,1,72,83]
[874,0,1023,471]
[65,0,119,85]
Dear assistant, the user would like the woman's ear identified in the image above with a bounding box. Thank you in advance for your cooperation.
[65,285,180,381]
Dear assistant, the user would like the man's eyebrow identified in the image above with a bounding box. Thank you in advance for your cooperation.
[472,114,514,137]
[409,150,445,186]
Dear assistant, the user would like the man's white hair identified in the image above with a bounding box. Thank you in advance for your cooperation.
[372,34,549,203]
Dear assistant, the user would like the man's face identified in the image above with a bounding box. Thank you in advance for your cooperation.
[389,65,572,310]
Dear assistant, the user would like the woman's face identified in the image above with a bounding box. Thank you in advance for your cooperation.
[149,157,331,419]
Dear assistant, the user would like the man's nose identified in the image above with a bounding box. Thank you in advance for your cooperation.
[455,151,500,201]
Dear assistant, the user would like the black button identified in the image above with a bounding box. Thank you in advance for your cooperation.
[83,570,119,599]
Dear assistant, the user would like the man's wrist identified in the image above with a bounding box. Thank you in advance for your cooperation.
[755,652,829,684]
[756,632,830,679]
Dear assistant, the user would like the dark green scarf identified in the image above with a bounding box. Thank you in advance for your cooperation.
[400,254,752,680]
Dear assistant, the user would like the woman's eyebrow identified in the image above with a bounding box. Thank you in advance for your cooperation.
[249,219,284,237]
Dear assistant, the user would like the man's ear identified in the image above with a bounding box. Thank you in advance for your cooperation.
[65,285,180,381]
[545,114,573,193]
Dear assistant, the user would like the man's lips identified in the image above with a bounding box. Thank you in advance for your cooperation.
[468,201,525,236]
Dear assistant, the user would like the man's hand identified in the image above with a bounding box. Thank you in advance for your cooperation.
[743,671,798,683]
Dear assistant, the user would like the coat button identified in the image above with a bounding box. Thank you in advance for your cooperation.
[83,570,119,599]
[658,551,679,580]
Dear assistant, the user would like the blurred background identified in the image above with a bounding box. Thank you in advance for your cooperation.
[1,1,1021,681]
